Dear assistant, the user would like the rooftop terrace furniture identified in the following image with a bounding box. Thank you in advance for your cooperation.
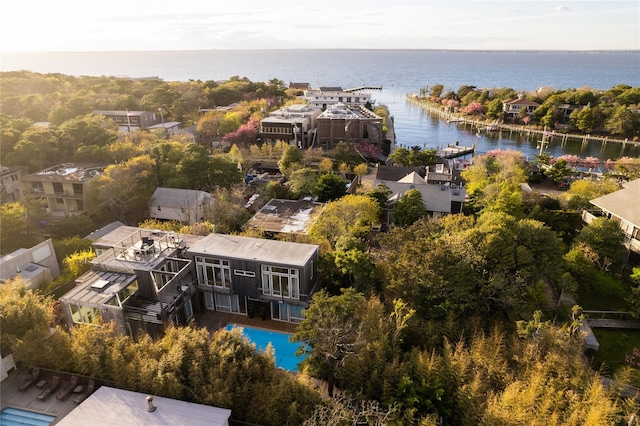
[18,367,40,392]
[73,379,95,404]
[56,375,79,400]
[36,375,60,401]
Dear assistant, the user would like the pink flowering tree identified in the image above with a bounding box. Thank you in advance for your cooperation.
[555,154,580,168]
[461,101,484,116]
[441,99,459,112]
[583,156,601,171]
[222,117,259,146]
[354,143,380,160]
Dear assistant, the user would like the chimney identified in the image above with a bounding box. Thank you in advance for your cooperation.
[146,395,157,412]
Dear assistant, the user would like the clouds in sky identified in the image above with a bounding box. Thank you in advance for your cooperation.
[2,1,638,51]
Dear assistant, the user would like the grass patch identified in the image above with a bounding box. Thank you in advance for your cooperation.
[575,272,630,311]
[590,328,640,376]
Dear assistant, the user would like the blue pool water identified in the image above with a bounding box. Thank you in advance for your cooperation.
[225,324,308,372]
[0,407,56,426]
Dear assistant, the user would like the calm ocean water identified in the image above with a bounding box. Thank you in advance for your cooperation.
[2,50,640,160]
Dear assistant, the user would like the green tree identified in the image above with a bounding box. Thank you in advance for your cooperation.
[570,106,597,133]
[293,288,368,397]
[574,217,627,273]
[393,189,427,226]
[606,105,638,137]
[86,155,157,224]
[287,168,319,198]
[544,159,572,184]
[314,173,347,202]
[278,145,304,175]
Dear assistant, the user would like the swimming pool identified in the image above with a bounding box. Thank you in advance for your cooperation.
[225,324,308,372]
[0,407,56,426]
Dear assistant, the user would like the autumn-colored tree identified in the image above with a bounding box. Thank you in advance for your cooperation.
[308,194,380,248]
[0,277,55,354]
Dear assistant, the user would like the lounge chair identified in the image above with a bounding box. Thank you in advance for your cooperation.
[73,379,95,404]
[18,367,40,392]
[36,375,60,401]
[56,375,79,400]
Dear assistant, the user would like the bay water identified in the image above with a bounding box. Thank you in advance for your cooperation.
[2,49,639,160]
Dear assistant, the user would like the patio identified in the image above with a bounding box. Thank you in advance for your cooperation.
[196,310,298,334]
[1,369,97,425]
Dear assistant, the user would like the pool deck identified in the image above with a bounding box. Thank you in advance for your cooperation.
[196,310,298,334]
[1,370,84,425]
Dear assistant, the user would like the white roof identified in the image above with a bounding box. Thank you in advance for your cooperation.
[398,171,425,185]
[56,386,231,426]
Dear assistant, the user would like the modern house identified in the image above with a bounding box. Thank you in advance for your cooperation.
[56,386,232,426]
[60,226,202,340]
[59,224,320,340]
[19,163,105,217]
[92,110,157,133]
[373,164,466,224]
[185,233,319,324]
[582,178,640,266]
[149,187,213,225]
[502,98,540,119]
[259,104,322,148]
[315,103,383,151]
[303,86,375,110]
[243,198,325,236]
[0,165,24,203]
[0,239,60,290]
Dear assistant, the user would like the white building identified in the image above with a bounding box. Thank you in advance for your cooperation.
[303,86,376,110]
[149,187,212,225]
[0,239,60,290]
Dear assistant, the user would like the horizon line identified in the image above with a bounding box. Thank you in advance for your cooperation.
[2,48,639,55]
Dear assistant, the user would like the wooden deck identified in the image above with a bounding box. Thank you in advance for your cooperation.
[196,310,298,334]
[1,369,87,425]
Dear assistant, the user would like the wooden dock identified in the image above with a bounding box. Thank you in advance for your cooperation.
[437,143,475,159]
[407,95,640,148]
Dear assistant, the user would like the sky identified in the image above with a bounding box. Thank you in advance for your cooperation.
[1,0,638,52]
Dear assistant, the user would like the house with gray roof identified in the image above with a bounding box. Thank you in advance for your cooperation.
[373,164,466,225]
[185,233,319,323]
[583,178,640,266]
[149,187,212,225]
[59,224,320,339]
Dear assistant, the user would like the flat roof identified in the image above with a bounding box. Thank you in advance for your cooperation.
[187,233,317,267]
[244,198,324,234]
[56,386,231,426]
[61,270,137,305]
[21,163,106,183]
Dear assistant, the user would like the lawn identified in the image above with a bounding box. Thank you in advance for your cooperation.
[590,328,640,379]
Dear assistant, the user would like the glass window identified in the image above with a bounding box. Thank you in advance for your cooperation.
[260,265,300,300]
[197,258,231,288]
